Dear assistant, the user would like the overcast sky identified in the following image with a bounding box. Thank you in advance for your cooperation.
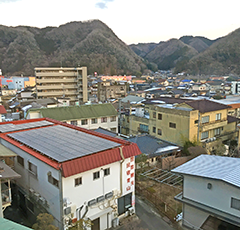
[1,0,240,44]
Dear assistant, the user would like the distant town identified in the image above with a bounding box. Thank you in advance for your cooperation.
[0,66,240,230]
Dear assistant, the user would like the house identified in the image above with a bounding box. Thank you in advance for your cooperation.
[172,154,240,230]
[0,105,7,122]
[26,103,118,133]
[0,118,141,230]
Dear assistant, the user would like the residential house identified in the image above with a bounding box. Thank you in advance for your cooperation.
[172,154,240,230]
[0,118,141,230]
[0,106,7,122]
[26,103,119,133]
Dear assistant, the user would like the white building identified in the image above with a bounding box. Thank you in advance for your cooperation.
[231,81,240,94]
[26,103,118,133]
[172,155,240,230]
[0,118,141,230]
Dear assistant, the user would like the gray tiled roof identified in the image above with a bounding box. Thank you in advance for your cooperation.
[172,155,240,188]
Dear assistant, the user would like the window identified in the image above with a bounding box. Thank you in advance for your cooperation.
[110,116,116,122]
[17,156,24,167]
[91,118,98,124]
[104,168,110,176]
[169,122,176,128]
[158,113,162,120]
[101,117,107,123]
[81,119,88,125]
[153,112,156,118]
[110,127,117,132]
[139,124,148,133]
[202,116,209,124]
[201,131,209,140]
[71,120,78,125]
[28,162,37,177]
[231,197,240,211]
[48,173,59,188]
[214,128,221,136]
[118,193,132,215]
[158,129,162,135]
[216,113,221,121]
[75,177,82,187]
[152,127,156,133]
[93,171,100,180]
[194,120,199,124]
[27,199,34,213]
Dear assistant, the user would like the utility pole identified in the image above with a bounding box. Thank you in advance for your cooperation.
[118,99,121,134]
[197,111,200,142]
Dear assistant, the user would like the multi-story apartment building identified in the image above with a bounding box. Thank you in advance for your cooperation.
[35,67,88,105]
[0,118,141,230]
[129,98,239,153]
[26,103,118,132]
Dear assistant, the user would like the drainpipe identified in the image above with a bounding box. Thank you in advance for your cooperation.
[59,167,64,230]
[119,147,125,196]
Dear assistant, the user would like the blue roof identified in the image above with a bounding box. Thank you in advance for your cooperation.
[181,79,192,82]
[172,155,240,188]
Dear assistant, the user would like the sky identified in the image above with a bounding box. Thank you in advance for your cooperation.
[0,0,240,45]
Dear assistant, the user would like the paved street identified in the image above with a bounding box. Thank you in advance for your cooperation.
[115,195,175,230]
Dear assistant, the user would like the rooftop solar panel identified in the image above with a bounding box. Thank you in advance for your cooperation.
[8,125,121,162]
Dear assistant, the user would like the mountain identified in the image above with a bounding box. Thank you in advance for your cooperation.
[176,28,240,75]
[144,39,198,70]
[0,20,147,76]
[129,43,157,58]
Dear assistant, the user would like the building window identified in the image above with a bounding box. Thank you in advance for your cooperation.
[153,112,156,118]
[158,129,162,135]
[169,122,176,128]
[214,128,221,136]
[17,156,24,167]
[27,199,34,213]
[202,116,209,124]
[231,197,240,211]
[110,116,116,122]
[81,119,88,125]
[93,171,100,180]
[48,173,59,188]
[75,177,82,187]
[201,131,209,140]
[158,113,162,120]
[104,168,110,176]
[91,118,98,124]
[152,127,156,133]
[71,120,78,125]
[110,127,117,132]
[118,193,132,215]
[101,117,107,123]
[28,162,37,177]
[216,113,221,121]
[139,124,148,133]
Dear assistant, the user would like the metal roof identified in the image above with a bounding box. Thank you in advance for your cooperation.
[0,217,32,230]
[0,144,17,157]
[8,125,121,163]
[0,161,21,180]
[172,155,240,188]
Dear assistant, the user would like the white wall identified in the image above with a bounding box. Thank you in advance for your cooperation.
[26,111,42,119]
[184,175,240,217]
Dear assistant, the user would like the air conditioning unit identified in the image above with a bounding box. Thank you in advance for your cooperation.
[34,193,40,201]
[29,188,34,196]
[125,210,129,217]
[128,207,135,215]
[64,207,71,216]
[39,197,46,206]
[112,218,119,228]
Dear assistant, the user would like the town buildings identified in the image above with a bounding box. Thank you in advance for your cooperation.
[26,103,118,132]
[172,155,240,230]
[0,118,141,230]
[35,67,88,105]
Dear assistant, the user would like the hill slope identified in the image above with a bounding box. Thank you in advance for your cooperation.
[0,20,147,76]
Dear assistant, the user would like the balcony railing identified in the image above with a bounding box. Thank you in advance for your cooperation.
[201,119,228,132]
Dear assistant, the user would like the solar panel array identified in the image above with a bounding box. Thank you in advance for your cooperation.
[8,125,121,162]
[0,120,54,133]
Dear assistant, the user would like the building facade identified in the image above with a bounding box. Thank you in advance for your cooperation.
[35,67,88,105]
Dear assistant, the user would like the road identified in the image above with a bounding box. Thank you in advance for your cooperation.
[115,195,175,230]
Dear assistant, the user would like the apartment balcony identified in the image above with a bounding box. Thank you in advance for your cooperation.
[36,72,80,77]
[201,119,228,132]
[36,84,77,90]
[36,78,76,83]
[37,90,78,96]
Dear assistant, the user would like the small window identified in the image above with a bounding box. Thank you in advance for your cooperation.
[202,116,209,124]
[194,120,199,124]
[91,118,98,124]
[17,156,24,167]
[110,116,116,122]
[27,199,34,213]
[101,117,107,123]
[169,122,176,128]
[81,119,88,125]
[158,129,162,135]
[201,131,209,140]
[104,168,110,176]
[28,162,37,177]
[71,120,78,125]
[48,173,59,188]
[110,127,117,132]
[93,171,100,180]
[75,177,82,187]
[214,128,221,136]
[216,113,221,121]
[231,197,240,211]
[153,112,156,119]
[158,113,162,120]
[152,127,156,133]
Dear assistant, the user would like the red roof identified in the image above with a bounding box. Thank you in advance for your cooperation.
[0,118,141,177]
[0,105,7,114]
